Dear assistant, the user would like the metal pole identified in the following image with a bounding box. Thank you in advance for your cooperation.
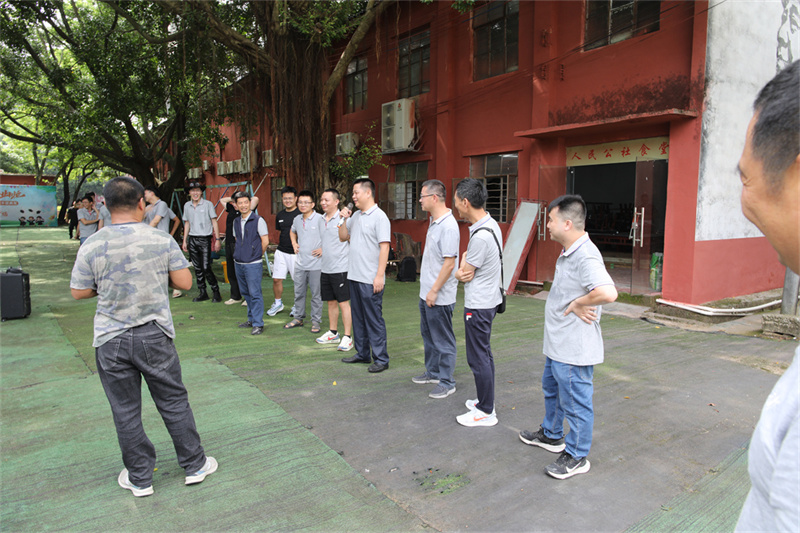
[781,268,800,315]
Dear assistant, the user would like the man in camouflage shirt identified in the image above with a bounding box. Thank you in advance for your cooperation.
[70,177,217,497]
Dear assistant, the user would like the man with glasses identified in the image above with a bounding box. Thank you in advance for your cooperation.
[412,179,459,399]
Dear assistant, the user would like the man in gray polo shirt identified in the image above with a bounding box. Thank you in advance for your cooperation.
[519,194,617,480]
[144,186,172,233]
[316,188,353,351]
[77,196,99,245]
[412,179,460,399]
[338,178,391,373]
[454,178,503,427]
[182,181,222,303]
[285,190,323,332]
[145,186,182,298]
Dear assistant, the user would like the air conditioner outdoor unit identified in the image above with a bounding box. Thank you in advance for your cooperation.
[335,132,359,155]
[381,98,415,153]
[262,149,275,167]
[241,140,257,172]
[221,162,230,175]
[202,160,209,171]
[216,161,225,175]
[232,159,242,174]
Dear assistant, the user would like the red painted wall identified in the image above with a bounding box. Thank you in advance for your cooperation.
[193,1,782,303]
[0,174,57,186]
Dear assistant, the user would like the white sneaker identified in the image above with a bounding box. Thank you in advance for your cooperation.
[118,469,154,497]
[242,300,247,307]
[224,298,242,305]
[465,398,478,410]
[316,330,340,344]
[456,407,498,427]
[185,456,218,485]
[337,335,353,351]
[267,301,283,316]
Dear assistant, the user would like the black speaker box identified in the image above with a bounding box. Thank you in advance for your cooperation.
[1,268,31,321]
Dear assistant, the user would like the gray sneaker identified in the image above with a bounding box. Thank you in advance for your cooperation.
[412,372,439,384]
[519,427,566,453]
[429,384,455,399]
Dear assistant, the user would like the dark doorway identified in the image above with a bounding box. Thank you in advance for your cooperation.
[568,160,668,294]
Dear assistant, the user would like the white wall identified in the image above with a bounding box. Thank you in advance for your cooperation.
[696,0,792,241]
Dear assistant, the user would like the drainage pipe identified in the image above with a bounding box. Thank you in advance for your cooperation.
[655,298,782,317]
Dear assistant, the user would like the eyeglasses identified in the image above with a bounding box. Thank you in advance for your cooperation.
[297,201,313,205]
[419,194,436,200]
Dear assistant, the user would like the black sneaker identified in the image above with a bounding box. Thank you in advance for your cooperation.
[545,451,590,480]
[519,427,566,453]
[238,321,253,328]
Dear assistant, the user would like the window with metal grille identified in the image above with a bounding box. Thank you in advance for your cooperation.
[271,176,286,215]
[473,1,519,81]
[398,29,430,98]
[345,56,368,114]
[380,162,428,220]
[584,0,660,51]
[463,153,518,223]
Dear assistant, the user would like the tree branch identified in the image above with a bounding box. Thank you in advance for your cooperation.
[100,1,187,45]
[321,0,394,117]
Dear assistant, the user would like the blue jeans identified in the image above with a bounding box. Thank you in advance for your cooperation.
[95,322,206,487]
[541,357,595,458]
[419,299,456,388]
[464,307,496,414]
[236,262,264,327]
[349,280,388,365]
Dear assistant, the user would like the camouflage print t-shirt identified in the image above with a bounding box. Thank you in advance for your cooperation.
[70,222,190,347]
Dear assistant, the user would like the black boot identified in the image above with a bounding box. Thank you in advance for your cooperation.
[211,289,222,303]
[193,290,210,302]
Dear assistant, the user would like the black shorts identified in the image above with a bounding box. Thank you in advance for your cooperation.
[320,272,350,302]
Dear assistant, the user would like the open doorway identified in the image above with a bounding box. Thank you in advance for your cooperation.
[568,160,667,294]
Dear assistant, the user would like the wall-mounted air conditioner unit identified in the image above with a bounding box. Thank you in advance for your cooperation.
[335,132,359,155]
[202,160,209,171]
[216,161,225,175]
[262,149,275,167]
[241,140,257,172]
[232,160,242,174]
[381,98,415,153]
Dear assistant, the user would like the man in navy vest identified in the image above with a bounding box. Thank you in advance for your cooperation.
[232,191,269,335]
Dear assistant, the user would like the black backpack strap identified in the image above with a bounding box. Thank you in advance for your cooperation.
[472,227,504,292]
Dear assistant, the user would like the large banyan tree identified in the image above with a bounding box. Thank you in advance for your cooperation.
[105,0,398,195]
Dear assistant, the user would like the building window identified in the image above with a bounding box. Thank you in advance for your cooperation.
[473,1,519,81]
[271,176,286,215]
[382,162,428,220]
[398,29,430,98]
[465,153,518,223]
[345,56,368,114]
[584,0,661,51]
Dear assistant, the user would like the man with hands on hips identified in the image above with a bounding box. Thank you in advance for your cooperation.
[519,194,617,480]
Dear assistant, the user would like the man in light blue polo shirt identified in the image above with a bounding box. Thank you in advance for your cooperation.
[316,188,353,351]
[338,178,391,373]
[519,194,617,480]
[412,179,460,399]
[286,190,323,332]
[454,178,503,427]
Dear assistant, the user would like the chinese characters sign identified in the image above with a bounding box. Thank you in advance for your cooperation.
[566,137,669,167]
[0,185,57,226]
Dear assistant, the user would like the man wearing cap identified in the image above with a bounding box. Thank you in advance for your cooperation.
[182,182,222,303]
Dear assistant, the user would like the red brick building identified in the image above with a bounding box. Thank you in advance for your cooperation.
[194,0,790,305]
